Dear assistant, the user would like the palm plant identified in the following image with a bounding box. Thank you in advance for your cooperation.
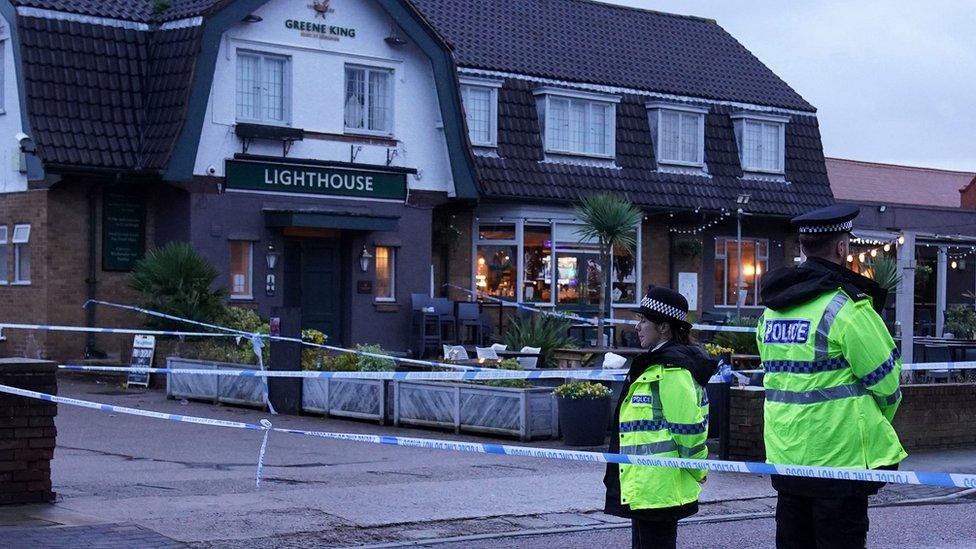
[503,314,576,368]
[865,257,901,294]
[574,193,643,346]
[129,243,228,330]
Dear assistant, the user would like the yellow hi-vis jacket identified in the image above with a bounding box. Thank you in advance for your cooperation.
[757,288,907,470]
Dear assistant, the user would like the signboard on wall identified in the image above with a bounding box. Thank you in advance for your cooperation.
[678,272,698,311]
[225,159,407,201]
[102,190,146,271]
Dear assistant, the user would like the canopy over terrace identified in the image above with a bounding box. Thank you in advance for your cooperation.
[852,229,976,363]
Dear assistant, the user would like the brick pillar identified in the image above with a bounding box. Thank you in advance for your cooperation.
[727,386,766,461]
[0,358,58,505]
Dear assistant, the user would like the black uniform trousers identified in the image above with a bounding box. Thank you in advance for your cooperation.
[775,492,869,549]
[631,519,678,549]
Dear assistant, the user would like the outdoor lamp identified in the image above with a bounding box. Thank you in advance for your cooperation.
[359,244,373,272]
[265,243,279,270]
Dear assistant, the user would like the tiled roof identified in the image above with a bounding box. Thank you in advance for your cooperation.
[410,0,814,112]
[11,0,225,22]
[17,14,202,170]
[826,157,975,209]
[475,79,833,216]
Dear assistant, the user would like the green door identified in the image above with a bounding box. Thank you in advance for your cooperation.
[287,240,342,342]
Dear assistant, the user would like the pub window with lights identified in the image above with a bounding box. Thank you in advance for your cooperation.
[375,246,396,302]
[236,51,291,125]
[229,241,253,300]
[714,237,768,307]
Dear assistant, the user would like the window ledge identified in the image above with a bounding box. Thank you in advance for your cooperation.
[374,301,400,313]
[230,296,255,302]
[10,281,31,286]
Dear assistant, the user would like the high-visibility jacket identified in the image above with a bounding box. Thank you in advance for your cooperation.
[757,288,907,470]
[616,364,709,510]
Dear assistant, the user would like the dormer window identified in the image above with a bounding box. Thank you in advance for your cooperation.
[732,112,790,174]
[534,87,619,159]
[646,102,708,167]
[460,76,502,148]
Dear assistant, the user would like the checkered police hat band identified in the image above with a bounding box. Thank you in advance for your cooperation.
[639,296,688,322]
[798,220,854,234]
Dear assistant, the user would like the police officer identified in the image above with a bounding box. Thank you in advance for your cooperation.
[757,204,907,548]
[603,287,716,549]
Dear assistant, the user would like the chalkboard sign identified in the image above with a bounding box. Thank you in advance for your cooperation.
[126,335,156,388]
[103,190,146,271]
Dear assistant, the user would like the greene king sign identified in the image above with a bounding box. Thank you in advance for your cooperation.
[225,160,407,200]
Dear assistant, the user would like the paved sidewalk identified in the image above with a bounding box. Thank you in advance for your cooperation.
[0,523,185,548]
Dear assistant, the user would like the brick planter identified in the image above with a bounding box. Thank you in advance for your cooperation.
[0,358,58,505]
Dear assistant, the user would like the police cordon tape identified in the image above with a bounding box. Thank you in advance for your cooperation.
[442,284,757,332]
[1,382,974,490]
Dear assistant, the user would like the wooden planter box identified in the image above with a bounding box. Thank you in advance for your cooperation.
[302,377,388,424]
[392,380,557,441]
[166,357,266,409]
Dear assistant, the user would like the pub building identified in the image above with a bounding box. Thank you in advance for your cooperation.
[412,0,835,326]
[0,0,478,359]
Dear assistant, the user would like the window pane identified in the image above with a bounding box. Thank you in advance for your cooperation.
[744,121,762,169]
[229,241,252,298]
[463,85,492,145]
[720,239,766,307]
[15,243,29,283]
[0,242,6,283]
[344,67,365,129]
[477,245,516,298]
[548,98,570,151]
[680,113,699,162]
[264,57,285,122]
[569,100,586,153]
[761,122,780,171]
[660,110,680,161]
[714,252,726,306]
[523,226,552,303]
[236,54,260,120]
[478,224,515,241]
[612,245,637,304]
[368,70,391,132]
[589,103,607,155]
[375,246,394,300]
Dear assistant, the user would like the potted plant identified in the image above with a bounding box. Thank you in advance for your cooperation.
[554,381,612,446]
[302,343,395,424]
[574,193,643,347]
[944,304,976,339]
[503,314,577,369]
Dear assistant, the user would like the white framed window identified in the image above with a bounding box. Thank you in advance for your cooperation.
[460,77,502,147]
[714,237,768,307]
[12,224,30,284]
[647,102,707,167]
[534,87,618,158]
[229,241,253,300]
[375,246,396,302]
[0,226,7,284]
[733,113,789,173]
[236,50,291,125]
[344,65,393,135]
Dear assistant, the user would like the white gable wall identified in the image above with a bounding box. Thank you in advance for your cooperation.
[0,13,28,193]
[193,0,455,195]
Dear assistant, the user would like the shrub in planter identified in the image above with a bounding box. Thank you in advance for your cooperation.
[554,381,612,446]
[714,317,759,355]
[944,305,976,339]
[129,243,228,330]
[474,358,532,389]
[503,314,577,368]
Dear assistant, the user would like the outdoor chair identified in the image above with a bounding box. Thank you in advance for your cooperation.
[442,345,469,361]
[456,302,483,345]
[475,346,498,360]
[517,346,541,369]
[431,298,457,344]
[411,293,440,358]
[923,345,951,383]
[490,343,508,353]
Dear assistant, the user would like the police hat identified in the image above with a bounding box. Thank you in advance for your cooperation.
[790,203,860,234]
[635,286,691,330]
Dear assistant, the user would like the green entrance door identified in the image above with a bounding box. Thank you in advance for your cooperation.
[285,240,342,342]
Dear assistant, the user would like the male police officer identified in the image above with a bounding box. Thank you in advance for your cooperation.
[756,204,907,548]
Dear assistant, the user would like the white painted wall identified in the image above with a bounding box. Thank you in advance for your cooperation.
[0,13,29,193]
[193,0,455,195]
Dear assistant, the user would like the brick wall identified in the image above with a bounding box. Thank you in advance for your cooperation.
[0,358,57,505]
[727,383,976,461]
[642,219,670,291]
[0,190,50,357]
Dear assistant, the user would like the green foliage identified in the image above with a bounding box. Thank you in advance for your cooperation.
[503,314,577,368]
[944,305,976,338]
[356,344,396,372]
[714,316,759,355]
[866,257,901,294]
[129,243,227,330]
[554,381,611,400]
[474,358,532,389]
[573,193,643,255]
[303,345,396,372]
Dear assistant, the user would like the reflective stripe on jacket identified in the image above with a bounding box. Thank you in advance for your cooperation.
[757,288,907,470]
[617,364,708,510]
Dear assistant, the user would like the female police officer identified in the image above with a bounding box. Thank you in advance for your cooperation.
[603,286,716,548]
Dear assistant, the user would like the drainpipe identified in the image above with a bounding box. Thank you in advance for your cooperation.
[84,185,98,357]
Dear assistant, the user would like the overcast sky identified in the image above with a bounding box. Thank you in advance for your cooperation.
[600,0,976,173]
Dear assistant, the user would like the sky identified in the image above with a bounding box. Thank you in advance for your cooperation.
[600,0,976,173]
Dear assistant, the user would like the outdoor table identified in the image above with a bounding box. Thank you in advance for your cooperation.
[567,324,618,348]
[444,358,503,367]
[496,350,541,359]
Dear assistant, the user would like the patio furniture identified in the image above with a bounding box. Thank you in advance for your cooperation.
[922,345,951,383]
[567,323,617,348]
[456,302,484,346]
[443,345,469,360]
[475,346,499,360]
[432,298,457,344]
[411,293,440,359]
[516,346,541,369]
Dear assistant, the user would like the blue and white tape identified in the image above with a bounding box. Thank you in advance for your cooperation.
[1,382,973,490]
[59,364,629,381]
[0,322,238,339]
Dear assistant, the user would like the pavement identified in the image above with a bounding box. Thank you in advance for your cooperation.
[0,377,973,548]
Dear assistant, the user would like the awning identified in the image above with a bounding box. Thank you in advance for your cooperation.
[263,209,399,231]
